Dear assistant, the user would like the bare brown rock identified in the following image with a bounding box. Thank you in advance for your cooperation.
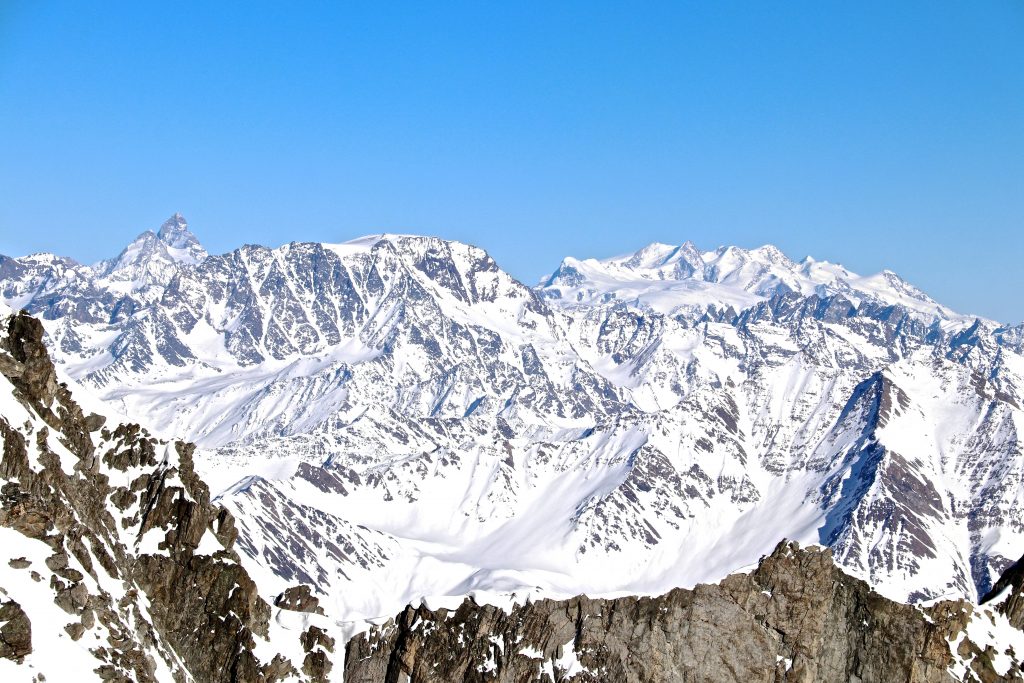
[345,541,1024,683]
[0,599,31,662]
[275,584,325,615]
[0,311,307,680]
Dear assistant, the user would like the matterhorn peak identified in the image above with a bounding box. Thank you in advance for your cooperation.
[157,212,189,243]
[93,213,208,284]
[156,212,205,255]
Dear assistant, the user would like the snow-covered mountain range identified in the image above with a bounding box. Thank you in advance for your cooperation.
[3,214,1023,628]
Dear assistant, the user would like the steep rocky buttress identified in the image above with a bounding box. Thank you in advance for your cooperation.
[0,311,329,681]
[983,553,1024,631]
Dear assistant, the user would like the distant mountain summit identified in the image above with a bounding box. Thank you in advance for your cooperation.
[0,213,208,323]
[96,212,208,275]
[157,212,205,253]
[93,213,208,291]
[541,240,962,321]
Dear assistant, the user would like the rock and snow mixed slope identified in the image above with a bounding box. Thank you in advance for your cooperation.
[0,308,339,681]
[3,314,1021,683]
[2,215,1024,631]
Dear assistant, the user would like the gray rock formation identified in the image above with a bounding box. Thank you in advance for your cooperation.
[983,551,1024,630]
[346,542,1024,683]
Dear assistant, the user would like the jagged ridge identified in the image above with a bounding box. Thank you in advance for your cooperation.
[346,542,1024,682]
[0,310,333,681]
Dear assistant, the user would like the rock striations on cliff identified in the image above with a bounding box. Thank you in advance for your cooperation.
[5,217,1024,681]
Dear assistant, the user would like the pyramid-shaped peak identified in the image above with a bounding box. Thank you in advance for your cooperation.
[95,213,207,277]
[162,212,187,227]
[157,213,199,249]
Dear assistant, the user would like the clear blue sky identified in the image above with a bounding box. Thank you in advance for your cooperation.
[1,2,1022,322]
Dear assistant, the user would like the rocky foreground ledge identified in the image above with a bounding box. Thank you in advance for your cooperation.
[346,542,1024,683]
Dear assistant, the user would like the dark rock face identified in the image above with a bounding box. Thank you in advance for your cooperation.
[275,584,325,614]
[346,542,1023,683]
[0,599,31,661]
[983,551,1024,629]
[301,625,336,682]
[0,312,308,680]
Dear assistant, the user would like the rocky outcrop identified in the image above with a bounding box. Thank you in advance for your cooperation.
[0,311,311,680]
[346,542,1024,683]
[300,625,336,682]
[983,551,1024,629]
[0,599,31,662]
[275,584,325,615]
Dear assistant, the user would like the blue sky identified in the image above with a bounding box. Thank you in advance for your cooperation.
[1,1,1022,322]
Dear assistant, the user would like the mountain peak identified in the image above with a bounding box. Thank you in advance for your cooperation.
[93,213,207,283]
[750,243,791,265]
[540,240,970,322]
[622,242,682,269]
[156,212,203,254]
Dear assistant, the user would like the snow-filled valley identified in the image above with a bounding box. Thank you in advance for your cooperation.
[3,213,1024,631]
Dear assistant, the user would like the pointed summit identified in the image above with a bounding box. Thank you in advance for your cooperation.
[94,213,208,284]
[157,212,189,244]
[156,213,205,260]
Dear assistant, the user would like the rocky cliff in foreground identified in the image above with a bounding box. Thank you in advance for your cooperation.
[346,541,1024,683]
[0,310,332,681]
